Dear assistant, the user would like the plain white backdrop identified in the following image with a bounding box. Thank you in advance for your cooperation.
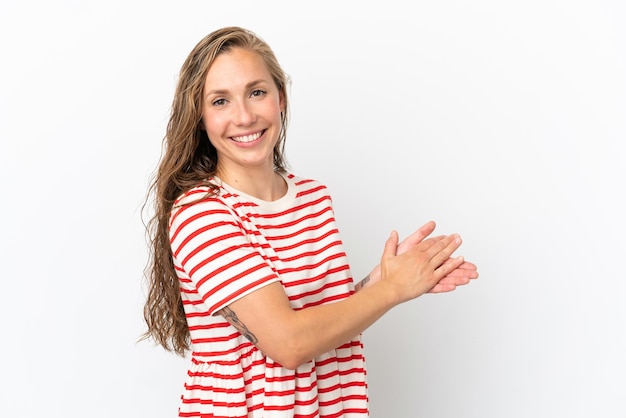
[1,1,625,417]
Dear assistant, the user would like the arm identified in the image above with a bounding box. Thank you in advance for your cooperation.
[353,274,371,292]
[218,230,465,370]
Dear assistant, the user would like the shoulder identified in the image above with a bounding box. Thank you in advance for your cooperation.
[171,181,226,211]
[170,182,233,225]
[285,172,330,196]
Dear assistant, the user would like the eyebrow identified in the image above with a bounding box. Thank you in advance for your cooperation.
[205,79,268,98]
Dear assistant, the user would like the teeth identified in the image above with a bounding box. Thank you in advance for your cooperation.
[232,132,261,143]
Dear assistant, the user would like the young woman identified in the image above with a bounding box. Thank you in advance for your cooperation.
[142,26,478,417]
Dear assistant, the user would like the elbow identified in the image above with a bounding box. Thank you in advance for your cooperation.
[278,352,309,371]
[254,310,317,370]
[262,337,311,371]
[271,357,299,371]
[272,354,309,371]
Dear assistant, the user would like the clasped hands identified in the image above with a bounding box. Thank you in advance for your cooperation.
[365,220,478,296]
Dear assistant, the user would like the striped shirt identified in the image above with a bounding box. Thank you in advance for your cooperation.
[169,172,369,417]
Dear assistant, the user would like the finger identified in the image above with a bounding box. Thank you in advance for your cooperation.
[428,282,457,293]
[381,230,400,261]
[437,274,468,283]
[437,274,471,286]
[417,235,447,251]
[456,261,478,271]
[434,254,465,281]
[432,257,479,290]
[427,234,462,268]
[397,221,436,254]
[443,264,479,278]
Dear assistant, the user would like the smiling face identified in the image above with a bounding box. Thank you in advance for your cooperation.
[201,47,285,179]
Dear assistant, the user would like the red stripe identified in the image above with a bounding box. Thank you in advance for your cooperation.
[265,218,335,242]
[295,184,326,198]
[188,322,230,331]
[279,239,342,262]
[245,195,331,221]
[278,253,346,274]
[182,229,241,266]
[190,350,260,366]
[170,207,233,242]
[206,272,278,314]
[256,204,332,228]
[195,252,260,290]
[191,330,240,344]
[184,310,212,318]
[173,223,237,260]
[191,341,254,357]
[284,265,350,288]
[288,278,352,302]
[273,225,336,252]
[294,412,320,418]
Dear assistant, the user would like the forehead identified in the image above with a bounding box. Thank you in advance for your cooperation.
[204,48,273,90]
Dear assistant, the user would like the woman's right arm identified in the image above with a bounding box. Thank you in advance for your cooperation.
[218,230,465,370]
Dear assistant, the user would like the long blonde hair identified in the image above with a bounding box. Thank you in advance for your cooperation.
[141,26,290,355]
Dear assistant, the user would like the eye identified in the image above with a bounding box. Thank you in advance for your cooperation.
[251,89,266,98]
[211,98,227,106]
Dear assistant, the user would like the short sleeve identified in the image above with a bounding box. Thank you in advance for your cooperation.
[169,193,281,315]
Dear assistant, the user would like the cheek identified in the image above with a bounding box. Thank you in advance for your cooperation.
[266,103,283,124]
[201,114,225,137]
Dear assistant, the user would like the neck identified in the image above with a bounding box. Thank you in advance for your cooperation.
[216,165,287,201]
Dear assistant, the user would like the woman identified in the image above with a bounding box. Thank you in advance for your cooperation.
[142,26,478,417]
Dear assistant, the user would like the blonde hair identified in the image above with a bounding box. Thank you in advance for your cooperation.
[141,26,290,355]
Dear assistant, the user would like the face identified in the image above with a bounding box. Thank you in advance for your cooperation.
[201,48,284,177]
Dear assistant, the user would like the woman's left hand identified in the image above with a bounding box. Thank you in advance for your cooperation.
[360,220,479,292]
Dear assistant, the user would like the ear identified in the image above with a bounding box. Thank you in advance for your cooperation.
[199,118,206,131]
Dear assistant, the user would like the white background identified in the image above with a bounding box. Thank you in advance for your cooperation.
[1,1,625,417]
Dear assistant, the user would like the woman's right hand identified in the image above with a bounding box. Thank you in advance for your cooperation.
[378,229,465,304]
[361,220,478,293]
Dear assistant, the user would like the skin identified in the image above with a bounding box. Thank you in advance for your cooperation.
[201,47,286,200]
[205,47,479,370]
[356,220,479,292]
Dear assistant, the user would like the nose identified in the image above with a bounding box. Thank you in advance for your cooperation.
[233,100,255,126]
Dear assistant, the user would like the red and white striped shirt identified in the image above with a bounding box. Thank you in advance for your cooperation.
[169,173,369,417]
